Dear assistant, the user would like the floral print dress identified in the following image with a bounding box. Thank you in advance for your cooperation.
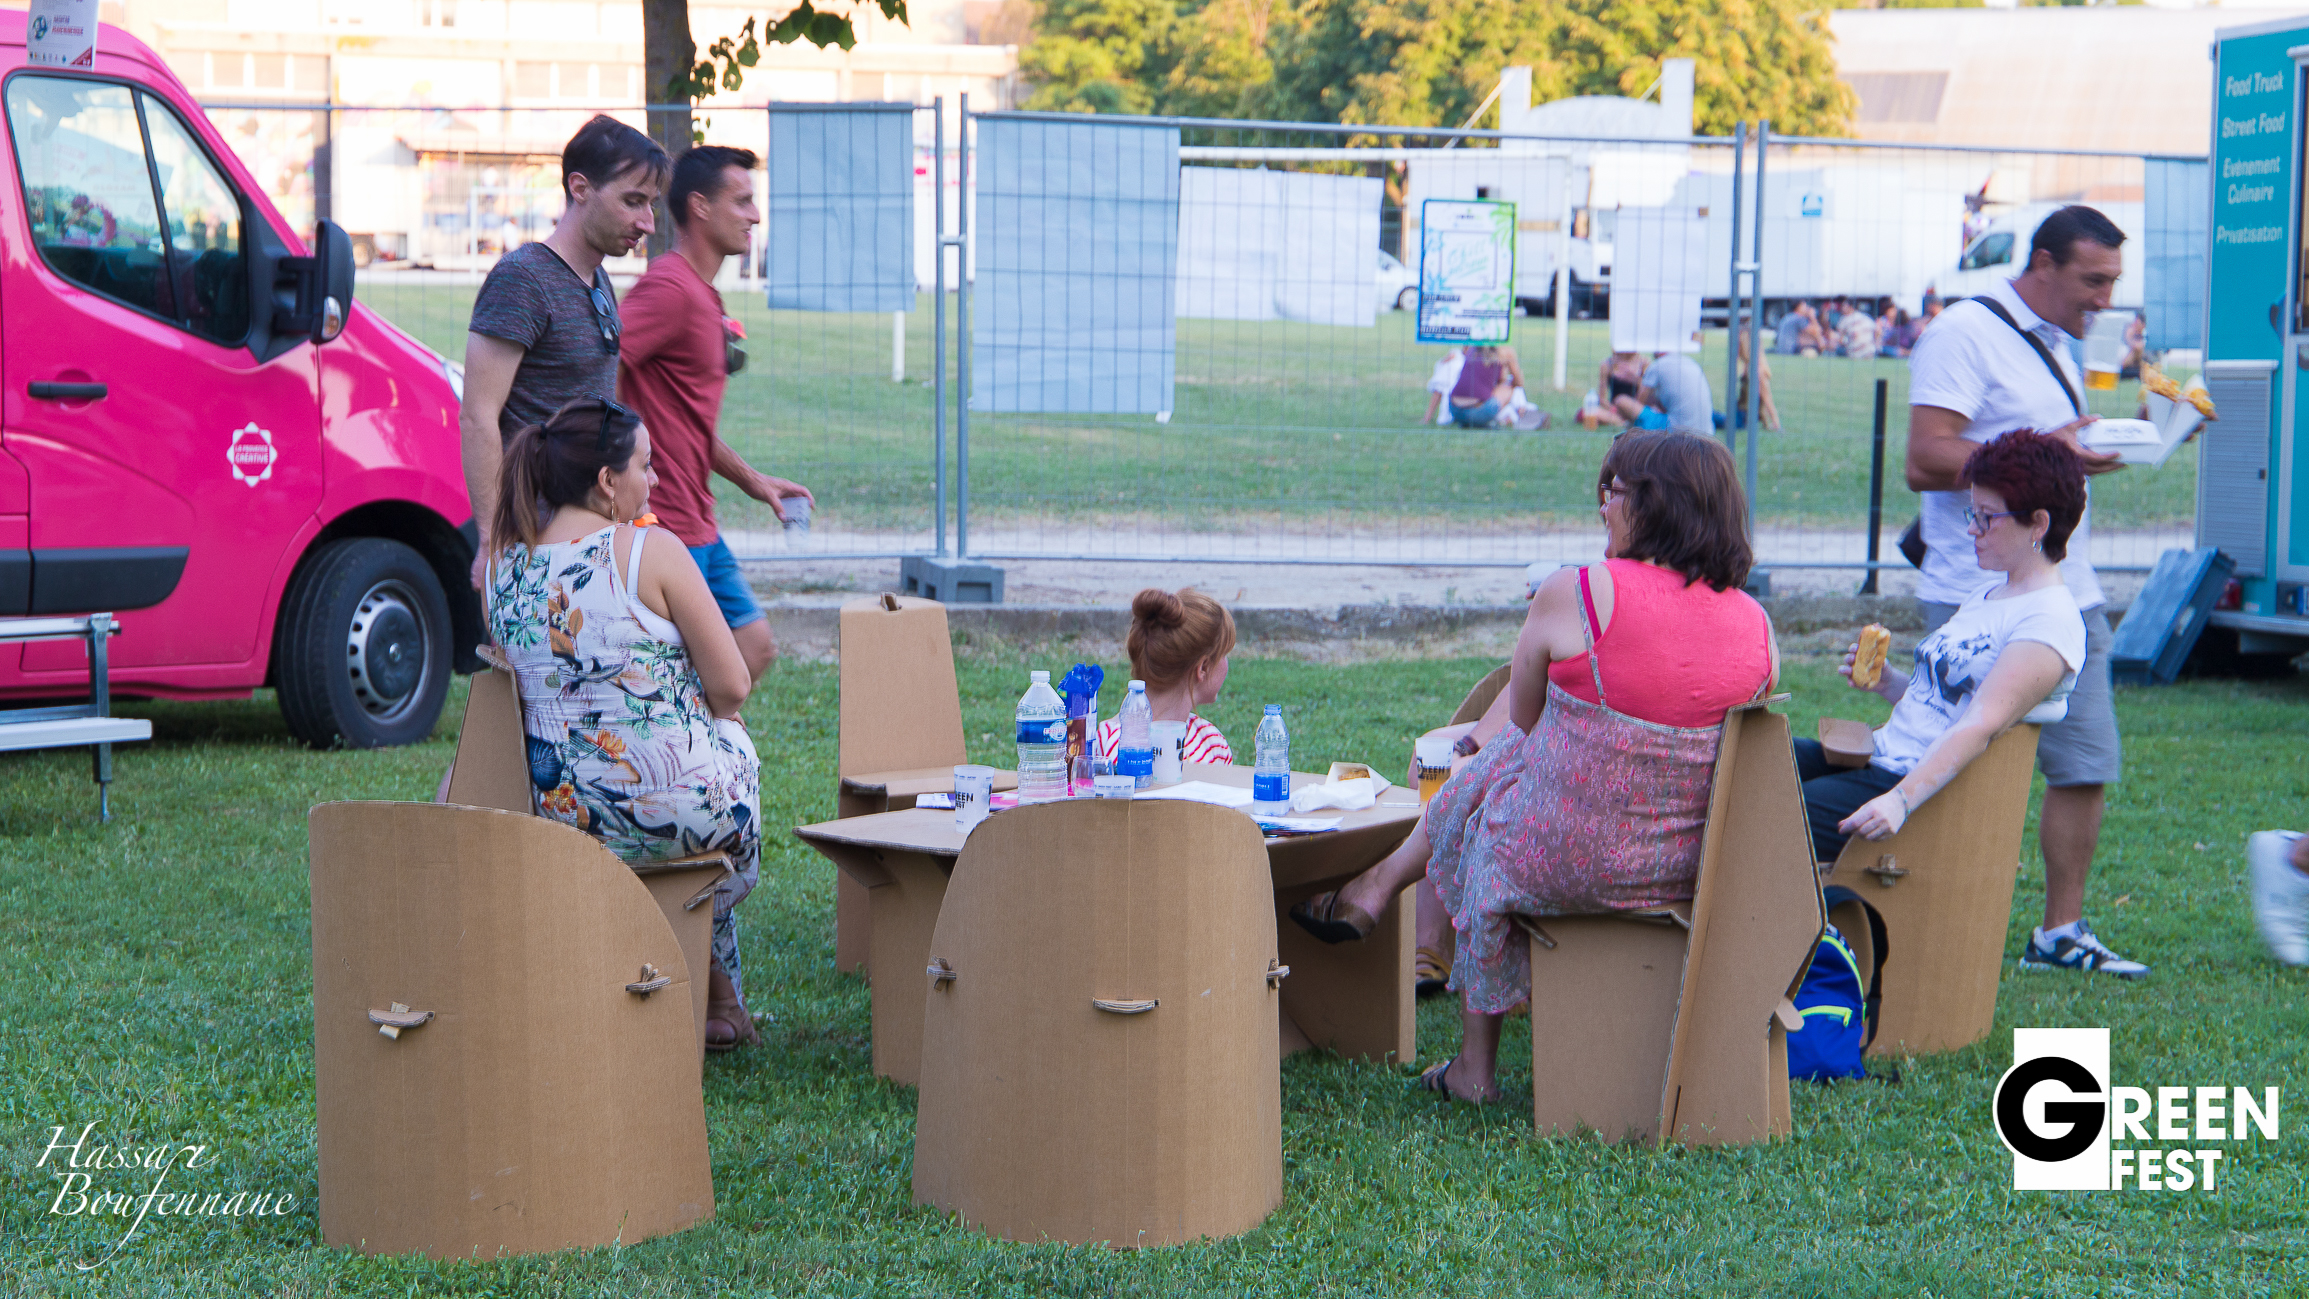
[486,524,762,993]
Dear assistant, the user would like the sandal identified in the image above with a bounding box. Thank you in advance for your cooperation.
[705,961,762,1054]
[1416,1055,1497,1104]
[1414,946,1449,999]
[1289,890,1378,945]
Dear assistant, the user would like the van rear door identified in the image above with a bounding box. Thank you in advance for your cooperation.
[0,73,321,676]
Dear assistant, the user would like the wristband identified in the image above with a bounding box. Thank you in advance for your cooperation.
[1453,734,1481,757]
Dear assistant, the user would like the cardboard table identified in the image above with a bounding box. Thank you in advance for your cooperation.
[794,762,1423,1085]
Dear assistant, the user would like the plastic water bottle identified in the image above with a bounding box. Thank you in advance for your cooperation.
[1116,680,1156,789]
[1015,670,1068,803]
[1253,705,1290,813]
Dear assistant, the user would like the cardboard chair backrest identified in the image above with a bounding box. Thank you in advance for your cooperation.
[1525,702,1822,1147]
[1449,662,1513,728]
[838,594,965,779]
[446,667,533,814]
[1824,723,2040,1057]
[309,801,713,1259]
[913,798,1284,1246]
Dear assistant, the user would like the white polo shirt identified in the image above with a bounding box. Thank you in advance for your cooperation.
[1905,277,2105,611]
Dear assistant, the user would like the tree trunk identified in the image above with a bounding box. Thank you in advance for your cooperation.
[641,0,694,258]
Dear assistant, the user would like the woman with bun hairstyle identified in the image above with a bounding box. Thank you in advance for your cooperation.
[1798,430,2089,868]
[1289,431,1780,1103]
[1097,588,1238,765]
[483,395,766,1052]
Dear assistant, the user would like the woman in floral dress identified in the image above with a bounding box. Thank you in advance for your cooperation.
[484,397,764,1051]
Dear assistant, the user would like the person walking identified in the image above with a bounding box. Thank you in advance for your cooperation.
[618,145,812,682]
[460,115,669,588]
[1903,204,2145,979]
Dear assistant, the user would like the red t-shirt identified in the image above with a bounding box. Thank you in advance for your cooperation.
[616,254,727,547]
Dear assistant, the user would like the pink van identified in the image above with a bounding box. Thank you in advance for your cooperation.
[0,16,477,747]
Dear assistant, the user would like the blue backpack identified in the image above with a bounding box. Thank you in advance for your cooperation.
[1788,887,1886,1082]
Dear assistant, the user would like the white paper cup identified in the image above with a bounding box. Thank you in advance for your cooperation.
[952,764,996,831]
[1149,720,1186,783]
[780,495,812,532]
[1414,736,1456,803]
[1093,774,1136,799]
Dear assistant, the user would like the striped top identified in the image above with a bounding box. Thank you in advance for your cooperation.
[1097,713,1235,766]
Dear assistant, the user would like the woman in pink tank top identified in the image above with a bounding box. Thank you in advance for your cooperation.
[1290,431,1779,1103]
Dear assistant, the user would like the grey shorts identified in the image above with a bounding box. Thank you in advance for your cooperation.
[1918,600,2121,788]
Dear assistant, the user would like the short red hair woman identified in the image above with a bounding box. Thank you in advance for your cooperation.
[1290,431,1781,1104]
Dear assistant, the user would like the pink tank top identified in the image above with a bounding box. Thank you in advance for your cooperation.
[1547,559,1773,729]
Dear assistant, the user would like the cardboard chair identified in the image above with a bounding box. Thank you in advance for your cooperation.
[448,667,728,1055]
[309,801,715,1259]
[834,594,1014,974]
[1818,723,2040,1057]
[913,798,1284,1246]
[1524,702,1824,1147]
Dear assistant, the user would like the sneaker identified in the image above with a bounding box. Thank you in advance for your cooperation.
[2249,831,2309,966]
[2018,919,2150,980]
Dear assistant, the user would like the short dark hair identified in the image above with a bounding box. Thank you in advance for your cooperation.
[562,114,669,202]
[2029,205,2125,269]
[669,145,757,229]
[1960,429,2087,562]
[1598,430,1752,593]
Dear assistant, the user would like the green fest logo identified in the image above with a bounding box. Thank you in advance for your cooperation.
[1993,1029,2280,1192]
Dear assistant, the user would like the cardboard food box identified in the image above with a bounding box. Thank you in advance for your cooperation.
[913,798,1283,1246]
[309,802,714,1259]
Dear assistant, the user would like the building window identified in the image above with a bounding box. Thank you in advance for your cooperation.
[253,53,286,91]
[514,61,551,98]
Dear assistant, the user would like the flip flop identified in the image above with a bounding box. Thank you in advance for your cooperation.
[1414,946,1449,999]
[1289,890,1378,945]
[1416,1055,1497,1104]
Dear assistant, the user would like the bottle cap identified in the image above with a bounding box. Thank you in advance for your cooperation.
[1031,670,1049,682]
[1129,679,1146,690]
[1265,704,1282,714]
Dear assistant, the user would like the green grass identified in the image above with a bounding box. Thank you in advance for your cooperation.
[2,648,2305,1295]
[355,282,2197,541]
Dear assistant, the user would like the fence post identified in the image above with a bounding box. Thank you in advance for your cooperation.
[933,97,948,559]
[1744,122,1767,543]
[1723,122,1745,448]
[956,93,972,561]
[1862,377,1888,595]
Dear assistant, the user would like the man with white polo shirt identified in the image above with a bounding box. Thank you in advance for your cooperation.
[1904,204,2147,980]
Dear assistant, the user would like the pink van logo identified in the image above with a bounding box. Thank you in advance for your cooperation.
[226,423,277,487]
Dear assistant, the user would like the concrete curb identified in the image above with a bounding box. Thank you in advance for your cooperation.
[760,590,2006,663]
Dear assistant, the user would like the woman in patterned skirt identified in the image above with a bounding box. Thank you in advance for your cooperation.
[484,396,765,1051]
[1291,431,1780,1103]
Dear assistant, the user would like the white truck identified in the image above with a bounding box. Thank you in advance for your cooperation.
[1933,201,2146,309]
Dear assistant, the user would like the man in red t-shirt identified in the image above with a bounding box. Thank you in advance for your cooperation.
[618,144,810,681]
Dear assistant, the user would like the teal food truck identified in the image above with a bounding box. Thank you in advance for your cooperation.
[2204,18,2309,652]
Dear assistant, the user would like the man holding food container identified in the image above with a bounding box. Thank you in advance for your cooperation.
[1902,203,2147,981]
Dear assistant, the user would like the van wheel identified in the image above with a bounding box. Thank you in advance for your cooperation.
[276,538,453,749]
[1396,286,1418,312]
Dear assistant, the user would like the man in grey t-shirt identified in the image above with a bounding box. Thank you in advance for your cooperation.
[1637,352,1715,434]
[460,114,668,586]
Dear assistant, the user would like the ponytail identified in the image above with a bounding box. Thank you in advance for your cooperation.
[487,395,641,562]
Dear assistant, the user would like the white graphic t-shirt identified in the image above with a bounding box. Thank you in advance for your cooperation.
[1871,582,2086,775]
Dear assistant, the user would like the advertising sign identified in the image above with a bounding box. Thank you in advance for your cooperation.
[1416,199,1515,344]
[26,0,96,69]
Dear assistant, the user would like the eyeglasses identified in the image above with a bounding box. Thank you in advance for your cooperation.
[1598,482,1632,506]
[588,277,620,354]
[1963,506,2017,534]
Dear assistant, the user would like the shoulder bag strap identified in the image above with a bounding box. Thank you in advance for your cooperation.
[1973,296,2085,419]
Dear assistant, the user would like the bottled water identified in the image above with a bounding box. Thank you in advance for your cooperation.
[1115,680,1156,789]
[1253,705,1290,813]
[1015,670,1068,803]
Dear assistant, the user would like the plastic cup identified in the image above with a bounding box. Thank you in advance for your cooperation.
[780,495,812,532]
[952,764,996,831]
[1069,753,1112,796]
[1414,736,1456,804]
[1149,720,1186,784]
[1093,774,1136,799]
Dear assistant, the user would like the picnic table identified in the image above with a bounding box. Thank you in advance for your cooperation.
[794,762,1425,1085]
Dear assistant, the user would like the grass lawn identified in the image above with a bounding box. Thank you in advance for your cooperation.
[355,282,2196,544]
[2,647,2304,1296]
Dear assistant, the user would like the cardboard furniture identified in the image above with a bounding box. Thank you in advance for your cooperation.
[834,594,1015,973]
[309,801,716,1258]
[1818,723,2041,1057]
[913,798,1284,1246]
[1524,702,1824,1146]
[795,761,1422,1085]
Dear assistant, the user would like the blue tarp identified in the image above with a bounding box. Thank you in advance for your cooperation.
[973,117,1179,413]
[765,104,914,313]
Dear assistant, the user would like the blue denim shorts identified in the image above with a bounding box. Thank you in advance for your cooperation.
[1449,399,1501,428]
[688,536,765,630]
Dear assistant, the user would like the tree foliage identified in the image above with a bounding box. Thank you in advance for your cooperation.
[1016,0,1855,136]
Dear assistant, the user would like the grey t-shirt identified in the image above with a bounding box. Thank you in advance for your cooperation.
[467,242,620,442]
[1642,353,1715,434]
